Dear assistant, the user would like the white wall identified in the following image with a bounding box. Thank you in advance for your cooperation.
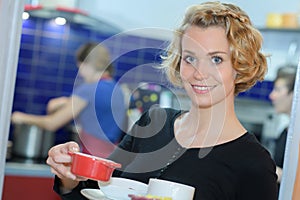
[78,0,300,37]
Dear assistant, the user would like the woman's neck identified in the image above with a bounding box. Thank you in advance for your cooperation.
[174,97,246,148]
[88,71,112,83]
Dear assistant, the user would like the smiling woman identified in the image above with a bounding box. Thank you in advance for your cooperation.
[46,2,278,200]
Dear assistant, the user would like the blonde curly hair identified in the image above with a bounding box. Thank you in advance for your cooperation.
[161,1,267,95]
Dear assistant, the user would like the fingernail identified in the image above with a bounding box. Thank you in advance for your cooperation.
[71,147,79,152]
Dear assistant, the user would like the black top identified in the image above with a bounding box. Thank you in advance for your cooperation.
[273,128,288,168]
[54,107,278,200]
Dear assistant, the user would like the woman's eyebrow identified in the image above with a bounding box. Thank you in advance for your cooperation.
[207,51,228,55]
[182,50,196,55]
[182,49,228,57]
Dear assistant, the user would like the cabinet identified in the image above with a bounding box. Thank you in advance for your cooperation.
[3,162,60,200]
[2,175,60,200]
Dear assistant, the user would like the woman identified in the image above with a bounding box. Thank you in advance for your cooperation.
[269,65,296,184]
[11,42,126,158]
[46,2,278,199]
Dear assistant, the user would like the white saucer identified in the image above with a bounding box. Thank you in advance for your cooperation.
[81,188,108,200]
[98,177,148,200]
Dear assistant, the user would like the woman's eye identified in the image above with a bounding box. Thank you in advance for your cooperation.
[211,56,223,64]
[183,56,197,66]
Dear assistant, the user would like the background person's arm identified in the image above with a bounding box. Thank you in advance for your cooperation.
[47,96,69,114]
[11,95,87,131]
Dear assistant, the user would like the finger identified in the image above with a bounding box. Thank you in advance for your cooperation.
[76,176,88,181]
[59,142,80,154]
[50,166,66,180]
[48,143,79,163]
[48,154,88,182]
[48,157,77,180]
[66,141,80,152]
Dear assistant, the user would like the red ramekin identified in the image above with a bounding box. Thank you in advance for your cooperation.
[69,151,121,181]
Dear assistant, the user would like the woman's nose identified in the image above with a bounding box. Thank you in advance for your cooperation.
[192,61,211,80]
[193,67,209,80]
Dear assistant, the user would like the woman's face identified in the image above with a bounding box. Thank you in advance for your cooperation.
[180,25,236,108]
[269,78,293,114]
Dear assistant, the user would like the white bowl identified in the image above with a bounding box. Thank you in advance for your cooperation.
[147,178,195,200]
[98,177,148,200]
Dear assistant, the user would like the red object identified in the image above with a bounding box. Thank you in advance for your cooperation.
[24,5,88,16]
[24,4,43,11]
[69,152,121,181]
[56,6,88,15]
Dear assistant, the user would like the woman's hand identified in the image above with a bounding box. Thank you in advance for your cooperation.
[46,141,87,193]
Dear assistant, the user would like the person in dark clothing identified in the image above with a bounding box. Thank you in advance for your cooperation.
[269,65,297,184]
[46,1,278,199]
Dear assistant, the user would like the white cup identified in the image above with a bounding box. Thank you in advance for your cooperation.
[147,178,195,200]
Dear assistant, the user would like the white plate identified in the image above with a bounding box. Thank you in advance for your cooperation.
[81,188,107,200]
[98,177,148,200]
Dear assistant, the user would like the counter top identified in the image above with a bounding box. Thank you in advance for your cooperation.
[5,161,54,177]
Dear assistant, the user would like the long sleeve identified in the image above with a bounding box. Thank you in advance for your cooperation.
[53,176,98,200]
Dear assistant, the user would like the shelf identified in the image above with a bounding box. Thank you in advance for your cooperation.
[5,162,53,177]
[258,27,300,33]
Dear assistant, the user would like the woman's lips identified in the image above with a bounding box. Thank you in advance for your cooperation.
[192,84,216,94]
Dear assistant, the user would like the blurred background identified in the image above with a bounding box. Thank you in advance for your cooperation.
[12,0,300,146]
[3,0,300,199]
